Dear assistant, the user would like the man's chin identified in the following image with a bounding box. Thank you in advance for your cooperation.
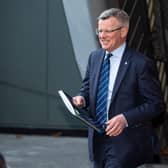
[101,46,109,50]
[102,47,111,52]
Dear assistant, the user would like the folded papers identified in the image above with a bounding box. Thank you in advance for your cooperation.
[58,90,105,134]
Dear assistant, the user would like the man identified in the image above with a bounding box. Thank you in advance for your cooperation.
[73,8,165,168]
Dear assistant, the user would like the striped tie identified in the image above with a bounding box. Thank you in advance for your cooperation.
[95,53,112,128]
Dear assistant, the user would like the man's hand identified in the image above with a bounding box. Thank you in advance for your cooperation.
[105,114,127,136]
[72,96,85,108]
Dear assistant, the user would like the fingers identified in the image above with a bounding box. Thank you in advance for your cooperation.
[106,121,121,136]
[72,96,85,107]
[106,123,123,136]
[105,114,127,136]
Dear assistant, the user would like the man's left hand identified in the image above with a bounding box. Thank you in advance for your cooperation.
[105,114,127,136]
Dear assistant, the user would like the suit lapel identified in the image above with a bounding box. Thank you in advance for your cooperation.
[110,48,132,103]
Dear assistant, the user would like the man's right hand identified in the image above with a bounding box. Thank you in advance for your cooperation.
[72,96,85,108]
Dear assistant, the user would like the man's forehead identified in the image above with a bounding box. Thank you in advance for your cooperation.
[98,17,120,26]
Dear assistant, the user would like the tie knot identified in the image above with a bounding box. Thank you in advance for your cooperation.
[106,53,112,59]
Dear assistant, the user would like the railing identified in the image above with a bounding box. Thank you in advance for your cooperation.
[119,0,168,150]
[146,0,168,150]
[120,0,152,55]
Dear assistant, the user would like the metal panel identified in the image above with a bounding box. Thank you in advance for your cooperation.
[0,0,47,91]
[0,85,47,127]
[0,0,84,129]
[47,0,84,129]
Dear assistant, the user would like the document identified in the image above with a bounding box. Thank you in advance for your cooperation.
[58,90,105,134]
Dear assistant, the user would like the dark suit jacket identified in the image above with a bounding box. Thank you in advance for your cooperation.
[79,46,165,167]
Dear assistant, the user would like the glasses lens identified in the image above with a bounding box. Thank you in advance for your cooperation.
[96,26,122,35]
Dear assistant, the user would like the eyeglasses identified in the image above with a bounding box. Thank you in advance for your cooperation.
[96,26,123,35]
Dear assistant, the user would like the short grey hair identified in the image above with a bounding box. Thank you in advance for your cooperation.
[97,8,129,28]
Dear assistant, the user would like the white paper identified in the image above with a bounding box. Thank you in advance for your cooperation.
[58,90,76,115]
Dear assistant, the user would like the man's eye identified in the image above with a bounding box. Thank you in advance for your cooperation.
[105,30,112,33]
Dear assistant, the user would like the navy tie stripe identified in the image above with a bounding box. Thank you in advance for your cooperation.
[95,53,112,127]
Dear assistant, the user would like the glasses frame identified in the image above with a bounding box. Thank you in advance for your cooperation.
[96,26,123,35]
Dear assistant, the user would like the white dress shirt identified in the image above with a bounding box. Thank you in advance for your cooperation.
[106,42,126,120]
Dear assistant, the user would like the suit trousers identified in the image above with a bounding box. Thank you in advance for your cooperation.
[90,135,123,168]
[90,159,122,168]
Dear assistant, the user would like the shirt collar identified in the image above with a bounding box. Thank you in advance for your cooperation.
[105,42,126,58]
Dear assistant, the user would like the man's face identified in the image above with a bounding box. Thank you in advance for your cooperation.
[97,17,128,52]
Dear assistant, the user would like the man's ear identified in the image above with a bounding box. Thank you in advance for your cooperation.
[121,27,129,38]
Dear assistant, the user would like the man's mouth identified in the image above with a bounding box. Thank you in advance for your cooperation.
[101,40,109,45]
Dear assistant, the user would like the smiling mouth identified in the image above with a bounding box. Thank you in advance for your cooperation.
[101,41,109,45]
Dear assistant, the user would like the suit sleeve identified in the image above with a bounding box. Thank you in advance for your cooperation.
[78,54,92,108]
[123,58,165,126]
